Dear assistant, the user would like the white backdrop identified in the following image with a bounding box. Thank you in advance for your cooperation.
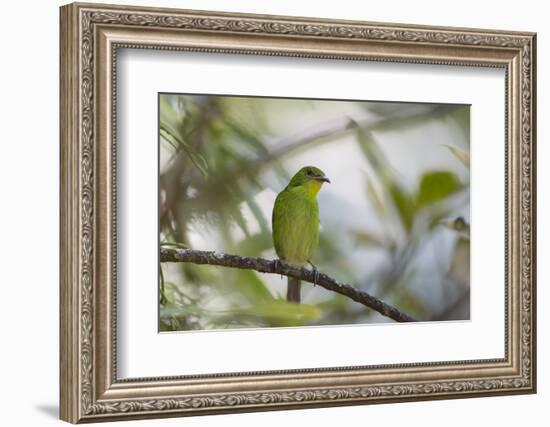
[0,0,545,426]
[117,50,504,377]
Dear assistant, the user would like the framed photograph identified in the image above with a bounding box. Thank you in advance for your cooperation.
[60,2,537,423]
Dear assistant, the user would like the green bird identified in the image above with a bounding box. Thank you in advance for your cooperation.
[272,166,330,303]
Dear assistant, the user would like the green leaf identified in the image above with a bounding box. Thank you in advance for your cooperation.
[159,319,175,332]
[389,183,415,232]
[160,121,209,177]
[159,95,181,128]
[351,229,385,247]
[231,301,321,327]
[160,241,189,249]
[161,281,191,306]
[390,289,426,320]
[231,270,274,303]
[365,177,386,217]
[234,232,273,258]
[447,106,470,141]
[160,300,321,329]
[416,171,460,207]
[354,128,387,177]
[442,144,470,168]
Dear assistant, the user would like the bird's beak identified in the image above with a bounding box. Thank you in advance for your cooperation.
[315,176,331,183]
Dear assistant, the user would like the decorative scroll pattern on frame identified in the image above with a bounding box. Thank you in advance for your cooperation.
[87,376,529,415]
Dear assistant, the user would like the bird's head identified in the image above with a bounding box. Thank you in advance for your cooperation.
[287,166,330,196]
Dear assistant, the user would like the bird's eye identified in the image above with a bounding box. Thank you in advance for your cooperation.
[306,168,312,175]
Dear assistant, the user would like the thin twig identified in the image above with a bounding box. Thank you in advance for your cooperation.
[160,247,417,323]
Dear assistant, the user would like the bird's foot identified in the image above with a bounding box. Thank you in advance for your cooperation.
[307,260,319,287]
[272,259,284,279]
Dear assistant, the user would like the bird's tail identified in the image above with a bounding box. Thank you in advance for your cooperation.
[287,277,301,303]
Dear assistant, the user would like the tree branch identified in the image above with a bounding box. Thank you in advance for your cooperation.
[160,247,417,323]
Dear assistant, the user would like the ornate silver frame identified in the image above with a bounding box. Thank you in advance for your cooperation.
[60,2,536,423]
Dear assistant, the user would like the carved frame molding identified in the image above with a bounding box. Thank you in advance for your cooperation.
[60,2,536,423]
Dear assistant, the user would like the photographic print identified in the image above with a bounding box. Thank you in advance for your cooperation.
[159,94,470,331]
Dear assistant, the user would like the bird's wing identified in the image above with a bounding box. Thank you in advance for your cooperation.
[272,188,319,264]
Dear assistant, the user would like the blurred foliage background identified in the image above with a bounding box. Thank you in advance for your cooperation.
[159,94,470,331]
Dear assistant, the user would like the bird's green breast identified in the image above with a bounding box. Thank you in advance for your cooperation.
[272,185,320,265]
